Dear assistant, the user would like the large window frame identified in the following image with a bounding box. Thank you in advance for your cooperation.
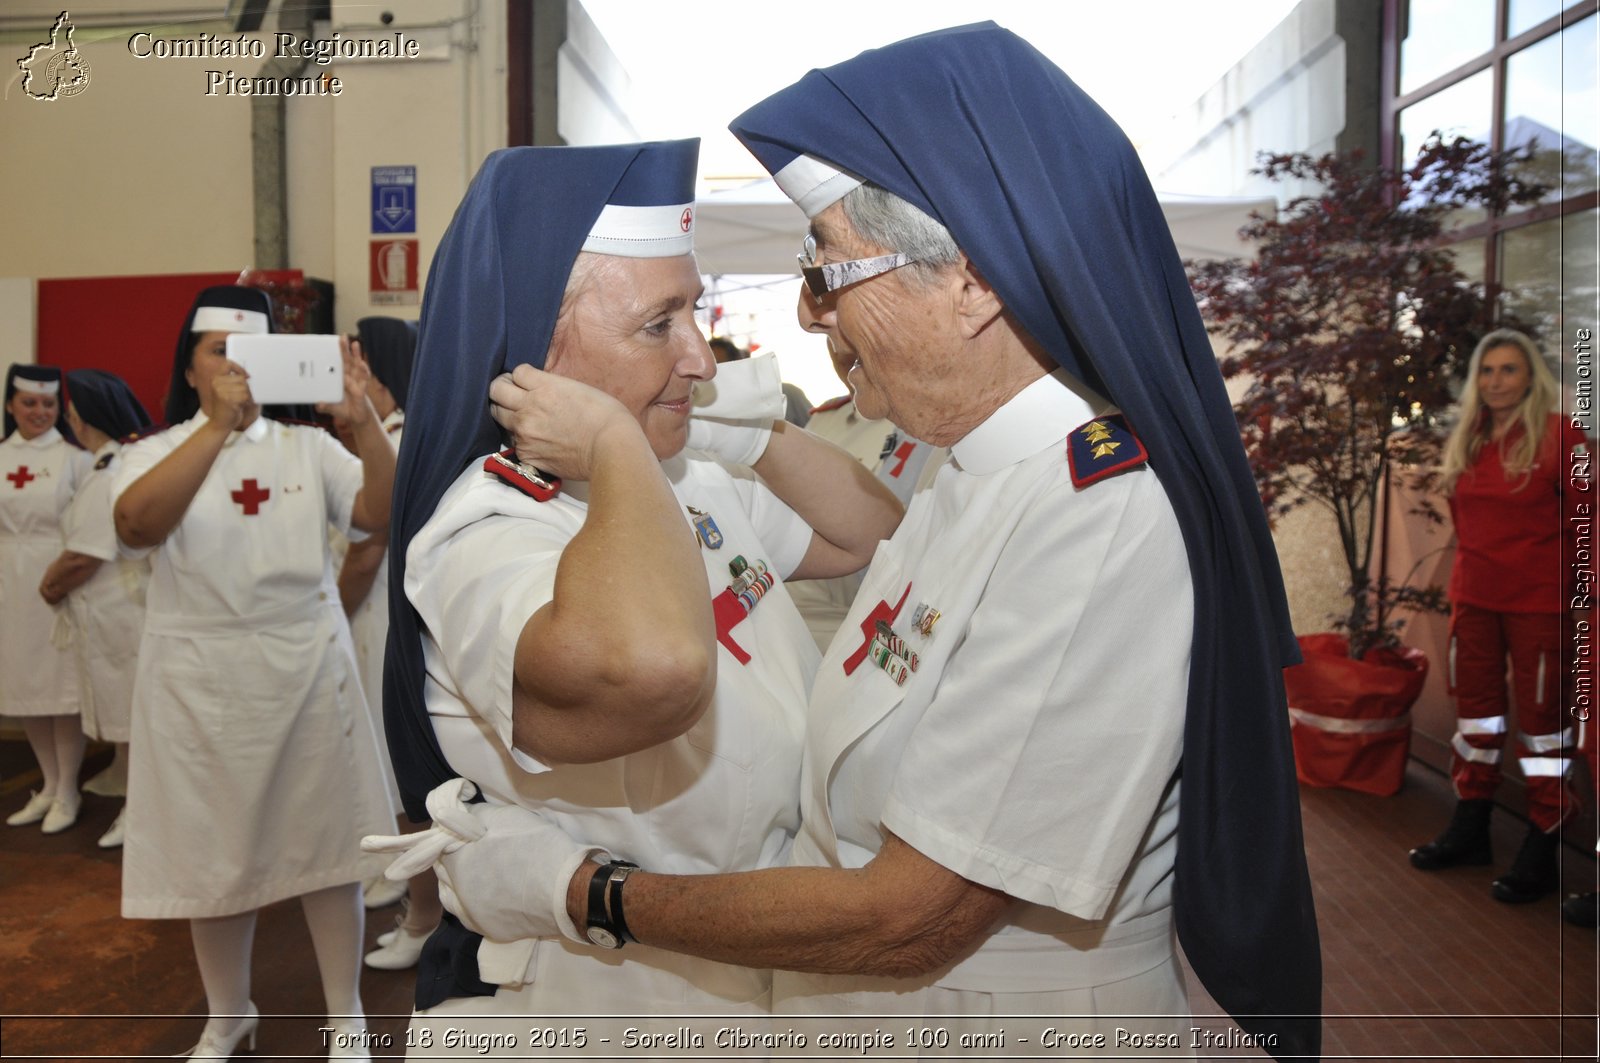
[1382,0,1599,294]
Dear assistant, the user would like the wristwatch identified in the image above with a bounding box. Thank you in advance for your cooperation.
[584,859,640,949]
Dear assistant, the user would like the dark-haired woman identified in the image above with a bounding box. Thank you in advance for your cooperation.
[37,369,153,849]
[112,286,397,1061]
[2,364,91,833]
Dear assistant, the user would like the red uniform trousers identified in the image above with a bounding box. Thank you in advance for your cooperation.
[1449,603,1576,831]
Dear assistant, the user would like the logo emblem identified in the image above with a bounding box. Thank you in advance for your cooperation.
[18,12,91,102]
[680,207,694,233]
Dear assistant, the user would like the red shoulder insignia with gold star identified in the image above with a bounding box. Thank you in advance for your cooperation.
[1066,414,1148,488]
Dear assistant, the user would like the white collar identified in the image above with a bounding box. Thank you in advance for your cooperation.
[382,408,405,433]
[12,426,63,449]
[192,412,271,445]
[950,369,1111,476]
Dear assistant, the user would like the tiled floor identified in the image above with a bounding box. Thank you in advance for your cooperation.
[0,741,1595,1061]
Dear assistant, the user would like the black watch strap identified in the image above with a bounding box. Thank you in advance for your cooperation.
[608,864,638,944]
[584,860,639,950]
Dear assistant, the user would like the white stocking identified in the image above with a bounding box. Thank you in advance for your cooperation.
[301,882,365,1026]
[189,910,257,1035]
[50,715,85,803]
[18,717,58,798]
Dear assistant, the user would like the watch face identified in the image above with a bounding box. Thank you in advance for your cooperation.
[586,926,620,950]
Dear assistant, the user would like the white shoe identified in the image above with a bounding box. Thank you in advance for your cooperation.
[178,1002,258,1061]
[326,1020,373,1060]
[361,875,406,910]
[98,807,126,848]
[41,795,81,834]
[364,923,432,970]
[6,791,53,827]
[83,758,128,796]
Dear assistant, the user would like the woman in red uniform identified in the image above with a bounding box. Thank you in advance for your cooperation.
[1410,329,1587,904]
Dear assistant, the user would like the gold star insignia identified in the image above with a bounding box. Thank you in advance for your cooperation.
[1092,441,1122,459]
[1082,421,1113,443]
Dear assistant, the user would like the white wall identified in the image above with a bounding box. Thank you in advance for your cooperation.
[1146,0,1354,635]
[0,1,644,344]
[1144,0,1346,201]
[0,17,259,279]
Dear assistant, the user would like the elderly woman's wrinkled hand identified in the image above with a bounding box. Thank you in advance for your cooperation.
[488,364,639,481]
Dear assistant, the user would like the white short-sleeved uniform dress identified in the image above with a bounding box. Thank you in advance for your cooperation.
[404,448,816,1031]
[61,441,150,742]
[346,409,404,804]
[775,371,1196,1050]
[0,426,90,717]
[113,415,396,919]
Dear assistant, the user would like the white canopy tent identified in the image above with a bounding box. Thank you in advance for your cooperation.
[691,179,1274,276]
[688,180,1274,405]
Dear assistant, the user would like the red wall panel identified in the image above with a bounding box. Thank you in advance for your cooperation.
[36,271,304,426]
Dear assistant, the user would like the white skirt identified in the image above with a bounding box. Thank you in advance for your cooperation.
[121,594,395,918]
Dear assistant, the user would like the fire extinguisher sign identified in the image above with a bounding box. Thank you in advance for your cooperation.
[369,238,419,305]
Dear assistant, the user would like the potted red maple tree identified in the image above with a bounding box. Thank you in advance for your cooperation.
[1188,134,1546,795]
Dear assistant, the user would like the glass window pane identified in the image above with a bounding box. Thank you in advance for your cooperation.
[1499,210,1600,375]
[1505,15,1600,210]
[1508,0,1561,39]
[1444,237,1488,288]
[1399,68,1494,227]
[1401,0,1494,94]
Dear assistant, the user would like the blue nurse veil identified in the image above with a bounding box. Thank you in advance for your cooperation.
[731,23,1320,1060]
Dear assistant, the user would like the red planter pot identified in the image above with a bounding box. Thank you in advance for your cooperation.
[1284,633,1428,796]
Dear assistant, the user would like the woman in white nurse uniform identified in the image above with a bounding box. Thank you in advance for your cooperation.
[2,364,92,834]
[366,141,902,1045]
[38,369,154,849]
[112,286,398,1062]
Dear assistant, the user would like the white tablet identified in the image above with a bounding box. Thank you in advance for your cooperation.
[226,334,345,406]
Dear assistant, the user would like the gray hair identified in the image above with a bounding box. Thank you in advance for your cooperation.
[841,183,962,284]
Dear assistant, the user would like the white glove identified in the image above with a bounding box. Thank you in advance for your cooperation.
[364,778,605,945]
[687,353,785,466]
[361,777,486,881]
[692,353,787,419]
[686,415,775,466]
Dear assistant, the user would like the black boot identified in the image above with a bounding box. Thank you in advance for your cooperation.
[1410,798,1494,870]
[1561,891,1600,928]
[1491,825,1560,903]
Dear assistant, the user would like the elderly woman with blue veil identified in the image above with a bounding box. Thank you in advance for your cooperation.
[367,138,900,1040]
[377,24,1323,1063]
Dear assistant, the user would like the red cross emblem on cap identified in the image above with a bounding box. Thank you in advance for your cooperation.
[680,207,693,232]
[233,311,244,322]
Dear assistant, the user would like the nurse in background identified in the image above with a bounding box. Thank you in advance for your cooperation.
[337,316,446,966]
[38,369,153,849]
[2,364,91,834]
[113,285,397,1062]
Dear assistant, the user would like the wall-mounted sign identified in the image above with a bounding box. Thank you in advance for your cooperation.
[371,165,416,233]
[370,239,419,305]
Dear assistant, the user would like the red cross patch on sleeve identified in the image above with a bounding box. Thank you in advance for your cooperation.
[1066,414,1149,488]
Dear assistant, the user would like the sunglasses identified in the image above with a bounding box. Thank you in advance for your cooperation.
[797,232,916,303]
